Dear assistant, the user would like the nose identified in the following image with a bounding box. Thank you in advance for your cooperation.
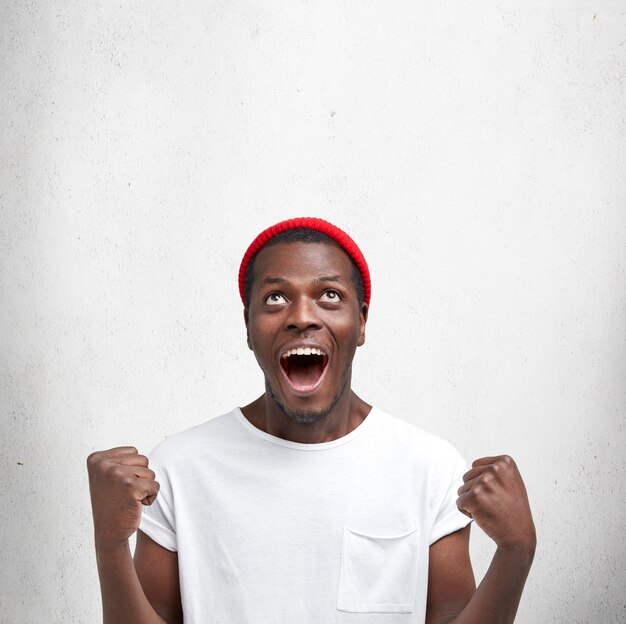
[286,296,322,332]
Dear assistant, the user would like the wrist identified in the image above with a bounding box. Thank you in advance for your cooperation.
[495,538,536,565]
[94,535,131,562]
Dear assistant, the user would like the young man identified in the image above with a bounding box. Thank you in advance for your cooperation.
[87,217,536,623]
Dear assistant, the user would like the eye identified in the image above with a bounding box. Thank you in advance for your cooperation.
[265,292,288,305]
[319,289,342,303]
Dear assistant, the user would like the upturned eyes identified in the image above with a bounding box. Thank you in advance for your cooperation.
[319,290,341,302]
[265,292,288,305]
[263,290,342,305]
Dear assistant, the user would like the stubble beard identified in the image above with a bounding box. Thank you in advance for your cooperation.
[265,373,350,425]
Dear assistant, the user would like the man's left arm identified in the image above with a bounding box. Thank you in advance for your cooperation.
[426,455,536,624]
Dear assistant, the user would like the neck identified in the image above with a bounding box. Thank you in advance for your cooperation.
[241,390,371,444]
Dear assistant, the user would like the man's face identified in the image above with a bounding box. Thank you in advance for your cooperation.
[245,241,367,424]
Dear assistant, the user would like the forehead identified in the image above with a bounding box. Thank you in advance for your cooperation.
[251,241,355,284]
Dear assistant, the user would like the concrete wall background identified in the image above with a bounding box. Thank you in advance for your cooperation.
[1,2,625,622]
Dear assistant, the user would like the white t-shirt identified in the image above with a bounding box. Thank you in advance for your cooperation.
[140,407,471,623]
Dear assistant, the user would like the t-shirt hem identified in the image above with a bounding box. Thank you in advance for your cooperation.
[429,515,473,545]
[139,513,178,552]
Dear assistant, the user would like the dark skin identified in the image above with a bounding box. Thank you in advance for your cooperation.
[241,242,370,443]
[87,447,181,623]
[87,241,536,623]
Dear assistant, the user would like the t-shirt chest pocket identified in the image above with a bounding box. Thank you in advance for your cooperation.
[337,526,420,614]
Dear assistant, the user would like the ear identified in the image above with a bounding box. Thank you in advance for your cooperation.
[357,302,368,347]
[244,308,253,350]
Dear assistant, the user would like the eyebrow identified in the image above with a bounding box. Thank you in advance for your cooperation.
[315,275,342,283]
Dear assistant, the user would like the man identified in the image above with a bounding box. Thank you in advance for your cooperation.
[87,217,536,623]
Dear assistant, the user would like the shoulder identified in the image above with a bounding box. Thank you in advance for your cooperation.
[370,407,466,470]
[148,409,243,467]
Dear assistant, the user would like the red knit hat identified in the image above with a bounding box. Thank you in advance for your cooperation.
[238,217,371,306]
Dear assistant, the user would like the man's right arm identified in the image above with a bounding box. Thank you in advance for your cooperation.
[87,447,183,624]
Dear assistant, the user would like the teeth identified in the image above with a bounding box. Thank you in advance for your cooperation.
[281,347,325,359]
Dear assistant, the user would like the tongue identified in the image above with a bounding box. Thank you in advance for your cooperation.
[287,356,324,389]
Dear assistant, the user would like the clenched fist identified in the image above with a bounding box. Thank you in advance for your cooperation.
[87,447,160,547]
[457,455,536,554]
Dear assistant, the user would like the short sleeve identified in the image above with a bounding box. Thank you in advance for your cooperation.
[429,447,472,545]
[140,451,178,552]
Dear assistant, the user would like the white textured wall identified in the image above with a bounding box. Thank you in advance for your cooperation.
[1,2,625,622]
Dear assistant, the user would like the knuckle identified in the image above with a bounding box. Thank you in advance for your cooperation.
[472,483,485,497]
[111,465,126,480]
[481,464,502,483]
[480,470,495,484]
[87,450,110,469]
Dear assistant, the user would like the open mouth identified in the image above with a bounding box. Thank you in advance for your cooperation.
[280,347,329,392]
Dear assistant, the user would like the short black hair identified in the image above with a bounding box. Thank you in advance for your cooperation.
[243,228,365,308]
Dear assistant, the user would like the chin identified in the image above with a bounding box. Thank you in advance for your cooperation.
[267,380,345,426]
[281,408,329,425]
